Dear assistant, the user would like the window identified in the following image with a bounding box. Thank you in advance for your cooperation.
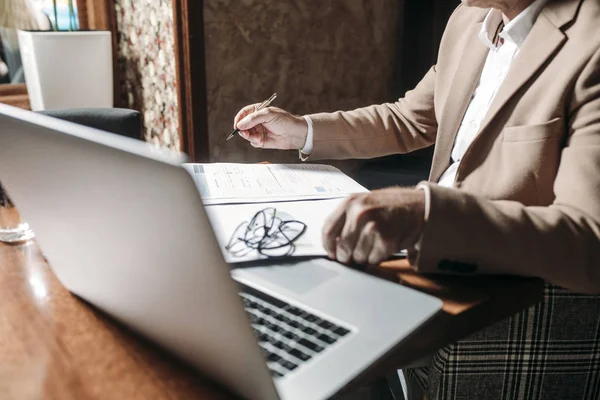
[0,0,79,83]
[0,0,80,109]
[30,0,79,31]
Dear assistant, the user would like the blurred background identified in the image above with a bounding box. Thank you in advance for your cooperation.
[0,0,77,85]
[0,0,459,183]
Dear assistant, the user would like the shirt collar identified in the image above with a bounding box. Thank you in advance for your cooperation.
[479,0,550,50]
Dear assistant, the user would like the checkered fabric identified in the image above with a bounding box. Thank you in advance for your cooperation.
[407,283,600,399]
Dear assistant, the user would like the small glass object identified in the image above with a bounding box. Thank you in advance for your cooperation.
[0,183,34,244]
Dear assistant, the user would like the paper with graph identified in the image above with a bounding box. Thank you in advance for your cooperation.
[183,163,367,205]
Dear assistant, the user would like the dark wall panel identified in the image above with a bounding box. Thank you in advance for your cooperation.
[204,0,400,163]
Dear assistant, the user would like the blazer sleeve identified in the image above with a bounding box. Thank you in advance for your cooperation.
[414,48,600,294]
[305,65,438,160]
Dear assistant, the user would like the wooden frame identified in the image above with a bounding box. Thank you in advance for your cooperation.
[0,0,121,109]
[172,0,209,161]
[0,84,30,109]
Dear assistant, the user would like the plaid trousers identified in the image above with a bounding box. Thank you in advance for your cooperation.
[406,284,600,400]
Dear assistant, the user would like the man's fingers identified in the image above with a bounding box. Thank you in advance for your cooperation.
[322,201,350,258]
[241,127,281,150]
[237,108,277,130]
[336,204,367,264]
[233,103,261,129]
[367,234,389,265]
[241,127,265,147]
[352,221,376,265]
[322,213,346,258]
[239,130,250,140]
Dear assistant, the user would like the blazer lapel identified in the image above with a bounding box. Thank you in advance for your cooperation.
[429,22,489,183]
[478,8,569,133]
[429,0,581,183]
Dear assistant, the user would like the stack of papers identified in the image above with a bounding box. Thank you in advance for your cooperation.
[183,163,367,205]
[183,163,368,263]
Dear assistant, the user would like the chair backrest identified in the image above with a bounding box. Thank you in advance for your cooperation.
[38,108,141,140]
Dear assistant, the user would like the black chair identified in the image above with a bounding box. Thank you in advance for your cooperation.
[38,108,142,140]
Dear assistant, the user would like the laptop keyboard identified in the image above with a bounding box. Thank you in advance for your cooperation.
[239,284,351,378]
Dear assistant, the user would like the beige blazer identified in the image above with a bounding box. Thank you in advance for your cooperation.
[307,0,600,293]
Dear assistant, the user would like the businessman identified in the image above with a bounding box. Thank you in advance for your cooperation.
[234,0,600,398]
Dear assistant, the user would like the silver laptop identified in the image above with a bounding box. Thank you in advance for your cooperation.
[0,104,442,400]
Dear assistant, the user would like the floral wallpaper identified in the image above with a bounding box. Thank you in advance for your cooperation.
[114,0,180,150]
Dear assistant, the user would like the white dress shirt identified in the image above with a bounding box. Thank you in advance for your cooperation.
[436,0,549,187]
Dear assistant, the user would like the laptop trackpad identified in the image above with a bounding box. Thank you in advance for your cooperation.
[246,260,340,295]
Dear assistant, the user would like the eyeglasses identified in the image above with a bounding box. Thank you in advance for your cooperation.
[225,207,307,258]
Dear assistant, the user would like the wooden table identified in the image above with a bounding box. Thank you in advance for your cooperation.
[0,241,544,399]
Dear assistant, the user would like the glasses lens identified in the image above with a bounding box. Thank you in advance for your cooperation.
[259,243,296,257]
[279,221,306,242]
[226,239,253,257]
[248,209,266,230]
[229,208,307,258]
[257,221,306,250]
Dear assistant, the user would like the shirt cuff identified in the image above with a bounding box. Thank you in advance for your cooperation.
[413,183,431,253]
[299,115,314,161]
[416,183,431,222]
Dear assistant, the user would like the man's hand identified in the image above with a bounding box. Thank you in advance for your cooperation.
[322,188,426,265]
[233,104,308,150]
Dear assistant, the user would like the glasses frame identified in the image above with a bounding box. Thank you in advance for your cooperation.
[225,207,307,258]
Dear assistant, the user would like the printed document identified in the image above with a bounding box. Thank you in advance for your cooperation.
[183,163,367,205]
[205,199,344,263]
